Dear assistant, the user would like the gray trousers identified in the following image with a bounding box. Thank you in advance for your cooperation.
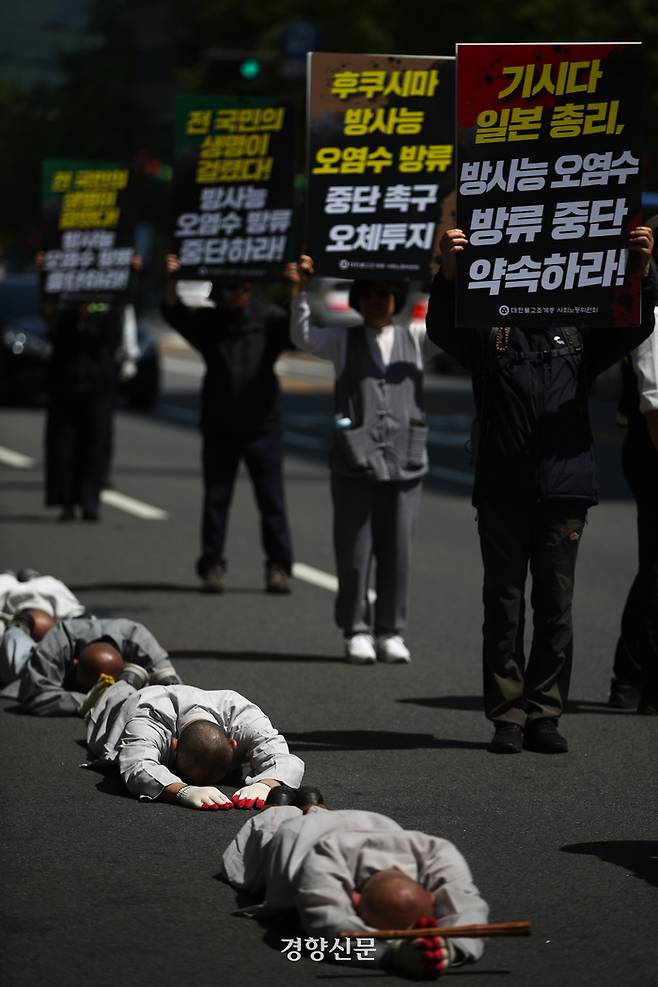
[331,472,423,636]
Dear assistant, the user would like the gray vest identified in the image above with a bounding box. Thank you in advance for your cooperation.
[330,324,428,482]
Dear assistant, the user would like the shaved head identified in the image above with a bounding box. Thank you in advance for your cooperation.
[357,868,434,930]
[176,721,235,786]
[20,609,57,642]
[76,641,125,691]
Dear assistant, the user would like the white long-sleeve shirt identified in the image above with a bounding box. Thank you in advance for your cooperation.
[632,318,658,412]
[290,292,435,376]
[86,683,304,799]
[222,807,488,968]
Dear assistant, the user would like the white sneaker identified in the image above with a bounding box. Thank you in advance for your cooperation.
[376,634,411,664]
[344,633,376,664]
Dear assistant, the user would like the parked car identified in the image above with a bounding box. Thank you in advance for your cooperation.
[0,274,160,408]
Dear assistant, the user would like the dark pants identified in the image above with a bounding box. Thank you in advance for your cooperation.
[199,429,293,574]
[331,472,422,636]
[45,388,114,514]
[612,422,658,701]
[477,500,588,724]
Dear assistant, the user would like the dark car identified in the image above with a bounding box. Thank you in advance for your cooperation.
[0,274,160,408]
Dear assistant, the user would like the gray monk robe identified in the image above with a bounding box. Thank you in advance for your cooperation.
[15,617,176,716]
[86,682,304,799]
[0,573,87,688]
[221,807,489,968]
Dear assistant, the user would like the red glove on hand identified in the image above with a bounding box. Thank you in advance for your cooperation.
[415,917,451,977]
[231,782,271,809]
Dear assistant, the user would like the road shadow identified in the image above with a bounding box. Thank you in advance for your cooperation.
[70,581,201,594]
[0,515,57,524]
[169,649,344,664]
[94,772,134,799]
[398,696,483,711]
[398,696,639,716]
[561,840,658,888]
[70,581,264,596]
[565,699,638,715]
[89,604,153,617]
[0,481,43,490]
[285,729,488,752]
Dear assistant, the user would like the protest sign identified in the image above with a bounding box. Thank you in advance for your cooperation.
[173,95,294,279]
[456,42,643,327]
[307,52,455,280]
[41,159,134,301]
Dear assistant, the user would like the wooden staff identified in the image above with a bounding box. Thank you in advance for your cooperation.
[337,920,532,940]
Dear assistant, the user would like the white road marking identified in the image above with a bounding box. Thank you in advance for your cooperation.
[0,443,169,520]
[0,446,37,468]
[293,561,376,602]
[100,490,169,520]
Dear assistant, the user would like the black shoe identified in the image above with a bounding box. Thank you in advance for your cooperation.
[266,565,291,595]
[58,506,77,522]
[263,785,296,808]
[608,679,641,709]
[524,718,568,754]
[295,786,327,810]
[637,694,658,716]
[82,510,101,522]
[199,564,225,594]
[488,722,523,754]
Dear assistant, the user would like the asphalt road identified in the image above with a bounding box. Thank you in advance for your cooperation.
[0,350,656,987]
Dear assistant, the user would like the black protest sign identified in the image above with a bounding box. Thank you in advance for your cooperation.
[173,95,294,279]
[41,159,135,301]
[307,52,455,281]
[456,42,643,327]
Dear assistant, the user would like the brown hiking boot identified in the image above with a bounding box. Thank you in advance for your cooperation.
[266,565,291,594]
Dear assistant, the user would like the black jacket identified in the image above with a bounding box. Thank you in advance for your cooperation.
[161,298,290,432]
[426,270,656,506]
[48,307,123,395]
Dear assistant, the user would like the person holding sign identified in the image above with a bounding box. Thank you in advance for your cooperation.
[285,257,433,664]
[162,255,294,595]
[44,301,125,521]
[426,225,656,754]
[609,215,658,716]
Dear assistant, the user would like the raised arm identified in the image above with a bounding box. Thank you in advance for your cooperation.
[160,253,205,350]
[284,255,346,366]
[425,230,478,374]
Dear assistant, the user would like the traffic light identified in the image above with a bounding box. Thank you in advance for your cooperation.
[239,58,261,80]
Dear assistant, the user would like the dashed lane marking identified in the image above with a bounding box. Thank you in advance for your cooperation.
[100,490,169,520]
[0,446,37,468]
[0,443,169,520]
[293,561,376,603]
